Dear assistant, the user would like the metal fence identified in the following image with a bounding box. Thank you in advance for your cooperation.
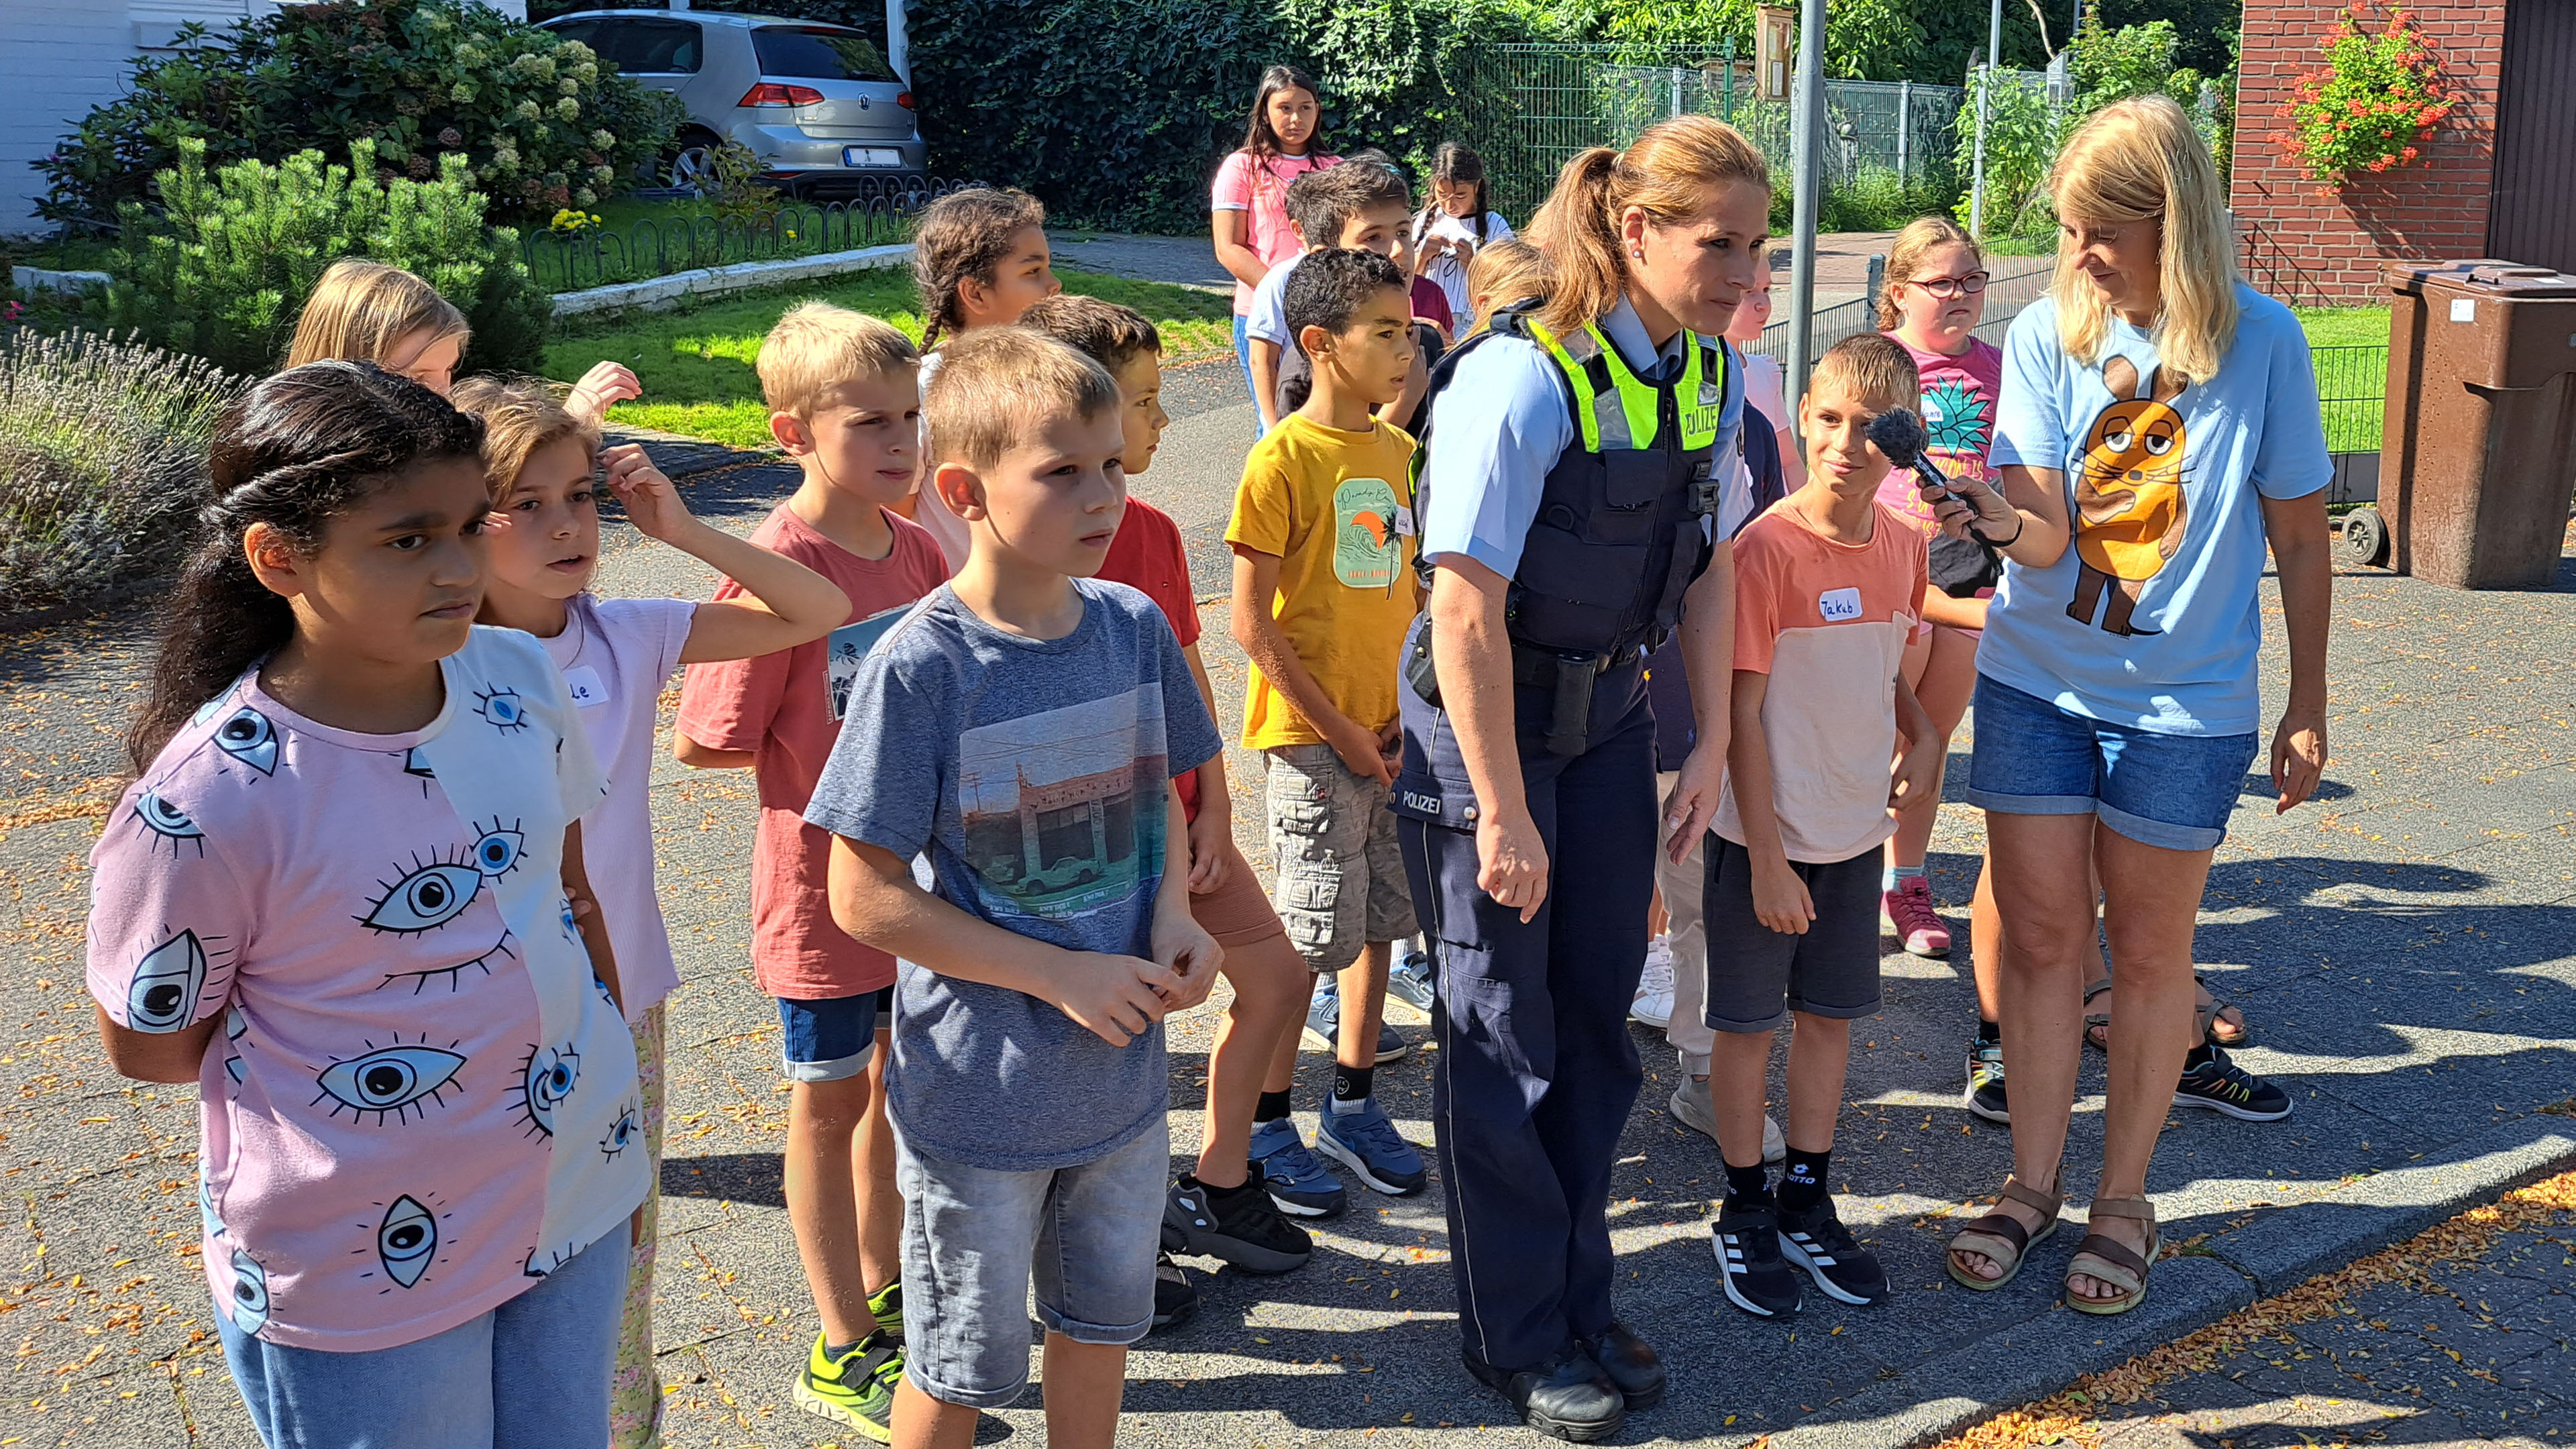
[1458,45,1964,221]
[2311,344,2389,455]
[520,176,966,293]
[1737,250,2057,368]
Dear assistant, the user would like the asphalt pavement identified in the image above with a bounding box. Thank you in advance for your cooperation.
[2,382,2571,1448]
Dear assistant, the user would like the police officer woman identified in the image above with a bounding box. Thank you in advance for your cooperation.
[1393,116,1769,1441]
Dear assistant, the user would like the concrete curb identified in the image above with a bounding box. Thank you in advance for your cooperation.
[1774,1118,2576,1449]
[549,241,911,317]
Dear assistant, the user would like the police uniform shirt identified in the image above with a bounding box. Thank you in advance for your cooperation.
[1415,296,1745,580]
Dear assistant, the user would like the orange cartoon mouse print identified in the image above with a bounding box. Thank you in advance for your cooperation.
[2067,355,2189,636]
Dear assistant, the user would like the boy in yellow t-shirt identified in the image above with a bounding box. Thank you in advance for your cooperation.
[1226,248,1428,1201]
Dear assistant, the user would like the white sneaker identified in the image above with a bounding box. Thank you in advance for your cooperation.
[1630,936,1675,1029]
[1665,1078,1786,1164]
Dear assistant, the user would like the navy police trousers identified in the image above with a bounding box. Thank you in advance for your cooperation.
[1391,633,1657,1375]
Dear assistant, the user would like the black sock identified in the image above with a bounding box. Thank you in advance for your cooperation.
[1192,1172,1264,1206]
[1976,1017,2002,1046]
[1723,1160,1772,1213]
[1254,1089,1294,1124]
[1332,1062,1375,1106]
[1778,1146,1831,1213]
[823,1336,867,1363]
[2184,1042,2216,1071]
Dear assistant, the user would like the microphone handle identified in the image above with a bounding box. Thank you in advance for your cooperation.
[1908,455,1956,502]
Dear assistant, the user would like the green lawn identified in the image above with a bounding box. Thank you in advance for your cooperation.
[2294,307,2392,453]
[545,268,1233,451]
[2294,306,2392,348]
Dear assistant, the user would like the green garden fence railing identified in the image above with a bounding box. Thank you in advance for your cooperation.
[1458,45,1965,222]
[520,175,969,293]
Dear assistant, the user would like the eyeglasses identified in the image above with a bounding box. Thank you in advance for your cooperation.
[1907,272,1991,299]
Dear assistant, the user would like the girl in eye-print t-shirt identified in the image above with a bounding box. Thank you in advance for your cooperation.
[86,365,647,1440]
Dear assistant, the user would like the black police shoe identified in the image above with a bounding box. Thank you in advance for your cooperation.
[1712,1201,1803,1318]
[1774,1195,1890,1305]
[1462,1346,1625,1442]
[1578,1322,1666,1409]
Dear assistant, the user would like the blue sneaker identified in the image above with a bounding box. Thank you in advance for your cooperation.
[1387,943,1437,1012]
[1248,1116,1347,1218]
[1313,1097,1428,1196]
[1304,979,1408,1063]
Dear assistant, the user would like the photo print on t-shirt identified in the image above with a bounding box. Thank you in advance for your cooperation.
[956,685,1170,923]
[827,604,916,721]
[1333,476,1403,590]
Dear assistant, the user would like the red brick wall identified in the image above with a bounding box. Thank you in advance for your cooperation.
[2231,0,2508,306]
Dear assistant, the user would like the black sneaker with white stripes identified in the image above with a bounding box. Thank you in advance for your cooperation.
[1148,1253,1199,1331]
[1774,1195,1889,1305]
[1710,1201,1802,1319]
[2174,1046,2293,1121]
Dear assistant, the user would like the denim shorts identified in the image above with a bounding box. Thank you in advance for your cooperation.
[775,986,892,1083]
[896,1117,1169,1408]
[1966,675,2259,852]
[217,1228,627,1449]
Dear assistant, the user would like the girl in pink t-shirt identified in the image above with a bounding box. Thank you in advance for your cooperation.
[1212,64,1338,396]
[458,377,851,1448]
[87,363,646,1444]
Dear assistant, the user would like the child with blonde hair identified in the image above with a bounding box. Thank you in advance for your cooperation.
[286,258,644,425]
[458,374,850,1446]
[674,301,951,1440]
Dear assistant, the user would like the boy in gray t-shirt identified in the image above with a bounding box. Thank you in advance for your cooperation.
[806,327,1222,1438]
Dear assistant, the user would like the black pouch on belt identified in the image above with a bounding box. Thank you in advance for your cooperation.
[1404,624,1442,708]
[1508,645,1601,757]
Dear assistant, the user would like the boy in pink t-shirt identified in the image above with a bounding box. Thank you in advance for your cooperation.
[673,305,947,1438]
[1705,337,1941,1324]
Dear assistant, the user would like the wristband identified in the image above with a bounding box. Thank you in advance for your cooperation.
[1972,515,2025,549]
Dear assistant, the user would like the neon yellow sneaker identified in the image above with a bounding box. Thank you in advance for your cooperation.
[867,1278,904,1345]
[790,1330,902,1442]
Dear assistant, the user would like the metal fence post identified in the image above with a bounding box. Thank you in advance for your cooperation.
[1671,66,1684,120]
[1968,64,1988,238]
[1723,36,1735,122]
[1867,254,1886,319]
[1787,0,1825,428]
[1897,80,1911,183]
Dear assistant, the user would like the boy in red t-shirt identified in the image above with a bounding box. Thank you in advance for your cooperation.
[1706,335,1943,1324]
[672,303,948,1437]
[1019,296,1320,1313]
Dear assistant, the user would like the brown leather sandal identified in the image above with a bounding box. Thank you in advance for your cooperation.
[2197,973,2251,1047]
[2065,1196,2161,1316]
[1945,1175,2063,1291]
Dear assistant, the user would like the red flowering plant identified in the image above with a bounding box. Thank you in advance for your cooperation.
[2282,3,2455,189]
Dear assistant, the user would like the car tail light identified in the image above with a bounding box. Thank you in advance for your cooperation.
[896,91,915,110]
[739,83,825,108]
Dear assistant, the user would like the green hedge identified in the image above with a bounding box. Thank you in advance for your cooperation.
[906,0,1579,232]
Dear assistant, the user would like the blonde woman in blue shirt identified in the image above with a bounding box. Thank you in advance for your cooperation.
[1931,97,2332,1317]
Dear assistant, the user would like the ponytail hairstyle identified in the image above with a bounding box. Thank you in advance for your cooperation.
[1240,63,1324,161]
[127,362,485,774]
[1875,215,1982,331]
[1525,115,1768,339]
[1420,141,1493,243]
[282,260,470,374]
[2047,95,2239,386]
[912,186,1049,350]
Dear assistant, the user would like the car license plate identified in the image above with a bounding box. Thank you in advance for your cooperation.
[843,147,902,168]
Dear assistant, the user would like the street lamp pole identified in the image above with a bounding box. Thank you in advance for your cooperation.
[1784,0,1825,423]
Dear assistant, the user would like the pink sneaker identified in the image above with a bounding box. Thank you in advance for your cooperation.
[1882,875,1951,957]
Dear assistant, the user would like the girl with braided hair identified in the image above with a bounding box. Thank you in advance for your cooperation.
[91,362,647,1446]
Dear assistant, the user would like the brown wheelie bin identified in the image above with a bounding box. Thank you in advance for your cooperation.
[2373,260,2576,589]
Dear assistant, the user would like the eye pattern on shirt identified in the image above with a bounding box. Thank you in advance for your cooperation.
[514,1041,581,1138]
[312,1038,468,1125]
[524,1239,578,1279]
[227,1250,270,1336]
[131,792,206,857]
[375,1195,439,1289]
[473,684,531,735]
[212,707,280,776]
[401,746,437,796]
[125,930,219,1033]
[470,818,526,879]
[356,853,484,936]
[599,1097,640,1163]
[199,1171,225,1242]
[374,930,519,996]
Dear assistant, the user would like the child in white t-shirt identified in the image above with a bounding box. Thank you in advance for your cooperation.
[1408,142,1515,324]
[458,376,852,1448]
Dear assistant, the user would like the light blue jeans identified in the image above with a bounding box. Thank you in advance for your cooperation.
[216,1228,629,1449]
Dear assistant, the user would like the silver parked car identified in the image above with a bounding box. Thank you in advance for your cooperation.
[538,9,926,195]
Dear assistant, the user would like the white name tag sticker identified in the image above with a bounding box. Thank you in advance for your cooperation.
[2449,297,2477,323]
[561,665,610,708]
[1393,505,1416,537]
[1818,587,1864,622]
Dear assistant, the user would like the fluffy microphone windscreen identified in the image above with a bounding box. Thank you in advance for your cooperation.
[1867,407,1929,468]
